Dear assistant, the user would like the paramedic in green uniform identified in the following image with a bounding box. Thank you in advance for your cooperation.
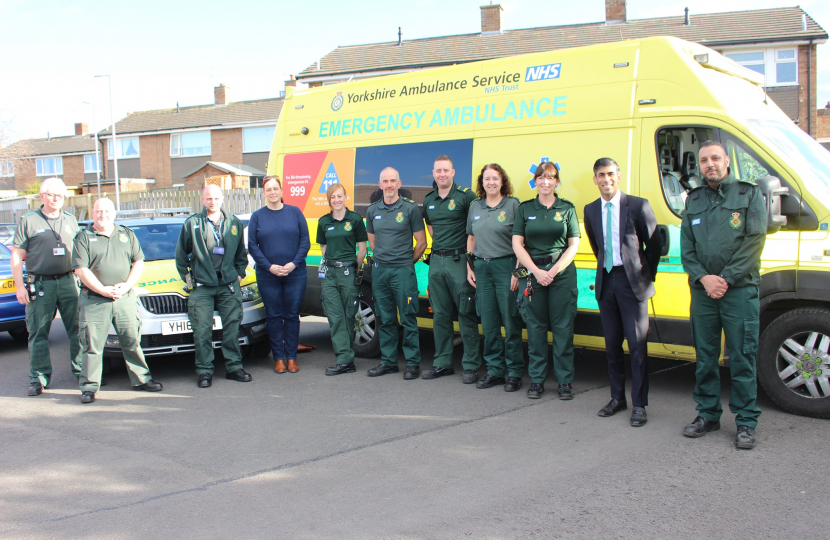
[175,184,251,389]
[317,183,368,375]
[680,140,767,450]
[73,198,162,403]
[512,162,581,400]
[365,167,427,380]
[421,155,480,383]
[11,177,82,396]
[466,163,524,392]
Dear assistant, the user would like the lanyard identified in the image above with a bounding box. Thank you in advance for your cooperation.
[39,209,64,245]
[208,215,224,245]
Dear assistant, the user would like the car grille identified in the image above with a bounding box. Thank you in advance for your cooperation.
[141,330,223,348]
[140,294,188,314]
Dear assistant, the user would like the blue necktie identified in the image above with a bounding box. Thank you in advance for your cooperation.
[605,201,614,273]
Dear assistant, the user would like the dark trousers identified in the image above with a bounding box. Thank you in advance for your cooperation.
[598,266,650,407]
[257,269,307,361]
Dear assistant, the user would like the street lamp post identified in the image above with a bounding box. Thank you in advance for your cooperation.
[82,101,101,198]
[95,74,120,211]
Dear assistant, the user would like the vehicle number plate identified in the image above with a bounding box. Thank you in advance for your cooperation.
[1,278,16,293]
[161,316,222,335]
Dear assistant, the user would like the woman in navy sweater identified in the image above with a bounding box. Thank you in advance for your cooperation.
[248,176,310,373]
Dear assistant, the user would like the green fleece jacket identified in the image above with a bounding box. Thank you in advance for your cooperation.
[175,207,248,286]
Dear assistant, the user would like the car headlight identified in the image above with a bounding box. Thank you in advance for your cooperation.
[240,283,260,302]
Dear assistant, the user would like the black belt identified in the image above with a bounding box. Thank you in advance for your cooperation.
[532,256,553,266]
[432,248,465,257]
[36,272,71,280]
[476,254,513,262]
[82,288,110,299]
[325,261,357,268]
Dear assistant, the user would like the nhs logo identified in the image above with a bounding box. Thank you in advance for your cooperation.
[525,63,561,82]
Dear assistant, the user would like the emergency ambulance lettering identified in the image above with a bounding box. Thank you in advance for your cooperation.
[490,104,503,122]
[520,100,534,119]
[353,118,363,133]
[460,106,473,125]
[476,105,489,123]
[536,98,551,117]
[445,108,459,126]
[401,112,413,129]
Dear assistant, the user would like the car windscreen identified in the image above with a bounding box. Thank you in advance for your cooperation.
[0,242,10,261]
[0,224,16,245]
[128,223,184,262]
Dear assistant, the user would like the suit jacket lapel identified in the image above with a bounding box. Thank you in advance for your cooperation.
[591,199,604,265]
[618,192,629,251]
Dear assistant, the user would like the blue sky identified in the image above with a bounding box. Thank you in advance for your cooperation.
[1,0,828,142]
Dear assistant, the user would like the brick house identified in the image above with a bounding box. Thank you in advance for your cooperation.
[0,123,100,192]
[295,1,827,137]
[818,103,830,151]
[96,85,282,190]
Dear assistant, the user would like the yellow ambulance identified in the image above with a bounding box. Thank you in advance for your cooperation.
[268,36,830,419]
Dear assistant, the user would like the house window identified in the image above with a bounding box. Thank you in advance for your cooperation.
[0,161,12,177]
[107,137,140,158]
[84,154,100,173]
[724,48,798,86]
[243,127,275,153]
[36,157,63,176]
[170,131,211,157]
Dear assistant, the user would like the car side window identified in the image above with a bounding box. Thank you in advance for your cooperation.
[656,127,714,217]
[720,131,779,184]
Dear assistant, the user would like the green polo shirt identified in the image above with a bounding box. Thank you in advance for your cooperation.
[365,196,424,267]
[316,208,368,262]
[466,196,520,259]
[513,196,580,259]
[13,209,79,276]
[422,182,477,250]
[204,215,226,272]
[72,224,144,286]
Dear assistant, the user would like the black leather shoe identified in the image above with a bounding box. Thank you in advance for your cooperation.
[404,365,420,380]
[558,383,573,400]
[735,425,756,449]
[527,382,545,399]
[28,381,43,396]
[630,407,647,427]
[462,370,479,384]
[683,416,720,438]
[135,379,163,392]
[226,369,252,382]
[598,398,628,417]
[367,364,399,377]
[504,377,523,392]
[422,366,454,379]
[326,363,356,376]
[476,374,506,389]
[197,373,213,388]
[81,391,95,404]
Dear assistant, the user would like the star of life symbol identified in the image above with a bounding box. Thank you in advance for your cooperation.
[527,158,561,189]
[331,91,344,111]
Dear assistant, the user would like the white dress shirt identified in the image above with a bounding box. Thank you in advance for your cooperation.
[601,190,623,267]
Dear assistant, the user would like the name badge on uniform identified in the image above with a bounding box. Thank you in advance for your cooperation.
[327,226,335,231]
[474,215,481,221]
[528,216,537,220]
[193,224,200,229]
[213,247,225,255]
[89,238,97,242]
[374,215,382,220]
[53,247,65,256]
[692,218,701,226]
[35,229,45,234]
[428,205,435,210]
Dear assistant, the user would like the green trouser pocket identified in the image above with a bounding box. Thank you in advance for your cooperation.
[406,291,419,316]
[742,318,759,354]
[459,290,476,315]
[689,318,696,348]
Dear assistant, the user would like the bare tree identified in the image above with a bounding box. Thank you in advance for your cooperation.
[0,117,35,189]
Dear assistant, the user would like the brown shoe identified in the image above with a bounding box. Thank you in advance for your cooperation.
[275,360,287,374]
[297,343,316,353]
[287,359,299,373]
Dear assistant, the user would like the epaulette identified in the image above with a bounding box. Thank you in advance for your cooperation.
[557,197,575,208]
[456,185,469,192]
[518,198,535,206]
[368,199,382,208]
[424,188,437,198]
[62,210,75,217]
[401,197,416,204]
[737,179,757,195]
[508,196,520,201]
[22,210,36,217]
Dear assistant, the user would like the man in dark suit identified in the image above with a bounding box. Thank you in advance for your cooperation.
[584,158,661,426]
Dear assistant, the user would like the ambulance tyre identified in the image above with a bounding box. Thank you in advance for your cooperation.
[352,285,380,358]
[758,308,830,419]
[8,327,28,342]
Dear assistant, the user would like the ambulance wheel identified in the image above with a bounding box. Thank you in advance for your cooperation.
[352,289,380,358]
[758,308,830,419]
[8,327,28,342]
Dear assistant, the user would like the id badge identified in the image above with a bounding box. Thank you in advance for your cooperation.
[213,246,225,255]
[318,264,328,280]
[53,247,66,256]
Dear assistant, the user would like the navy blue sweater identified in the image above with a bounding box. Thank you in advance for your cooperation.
[248,204,309,270]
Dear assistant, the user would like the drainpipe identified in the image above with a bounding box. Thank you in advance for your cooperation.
[808,40,813,136]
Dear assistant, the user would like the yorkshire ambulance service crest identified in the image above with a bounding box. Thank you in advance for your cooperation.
[498,211,506,223]
[344,222,352,231]
[448,199,457,211]
[118,234,128,243]
[396,212,404,223]
[554,211,563,222]
[331,91,344,112]
[231,225,238,236]
[729,212,742,229]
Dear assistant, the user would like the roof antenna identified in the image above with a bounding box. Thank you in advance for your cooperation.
[397,27,402,46]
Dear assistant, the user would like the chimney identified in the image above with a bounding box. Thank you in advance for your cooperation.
[214,84,231,106]
[606,0,627,25]
[75,123,88,136]
[285,75,297,89]
[684,7,690,26]
[480,3,503,35]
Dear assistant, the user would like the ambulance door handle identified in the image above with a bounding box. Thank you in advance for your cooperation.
[657,225,670,256]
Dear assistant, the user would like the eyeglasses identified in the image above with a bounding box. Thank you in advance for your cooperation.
[42,193,65,199]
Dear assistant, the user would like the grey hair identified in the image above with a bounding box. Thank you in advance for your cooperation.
[40,177,67,195]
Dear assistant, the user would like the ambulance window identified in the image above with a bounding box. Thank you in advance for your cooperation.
[720,131,779,184]
[656,127,713,217]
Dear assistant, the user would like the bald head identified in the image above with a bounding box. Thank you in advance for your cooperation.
[92,197,116,231]
[201,184,224,215]
[93,198,115,212]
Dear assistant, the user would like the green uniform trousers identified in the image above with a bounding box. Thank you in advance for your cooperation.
[690,286,761,428]
[518,263,577,384]
[428,254,480,370]
[476,256,525,378]
[321,266,359,365]
[372,265,421,367]
[26,274,82,386]
[78,290,151,393]
[188,284,244,375]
